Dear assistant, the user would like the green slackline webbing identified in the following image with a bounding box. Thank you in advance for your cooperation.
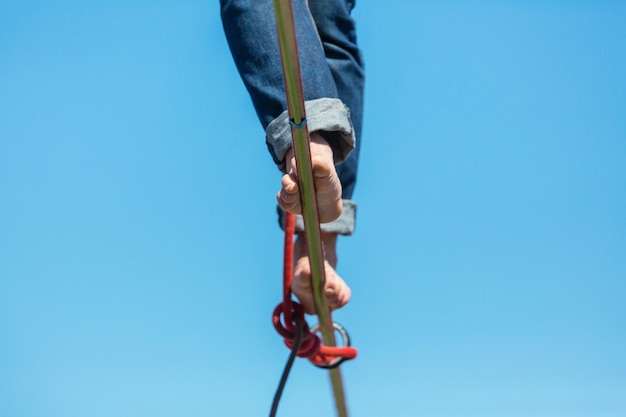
[272,1,351,416]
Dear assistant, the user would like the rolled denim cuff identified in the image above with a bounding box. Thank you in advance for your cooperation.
[278,199,357,236]
[266,98,356,173]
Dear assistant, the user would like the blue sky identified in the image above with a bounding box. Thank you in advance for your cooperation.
[1,1,625,416]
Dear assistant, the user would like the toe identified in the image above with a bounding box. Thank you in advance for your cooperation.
[281,173,298,191]
[277,174,302,213]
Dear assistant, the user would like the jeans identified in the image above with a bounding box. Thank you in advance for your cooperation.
[220,0,364,234]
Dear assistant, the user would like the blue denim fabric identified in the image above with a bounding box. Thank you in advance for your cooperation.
[220,0,364,234]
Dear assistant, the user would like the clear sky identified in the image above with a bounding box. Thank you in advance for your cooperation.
[1,1,625,417]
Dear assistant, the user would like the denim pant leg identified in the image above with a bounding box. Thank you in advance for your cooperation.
[309,0,365,202]
[220,0,363,235]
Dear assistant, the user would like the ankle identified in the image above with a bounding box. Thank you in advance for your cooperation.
[294,232,339,268]
[322,233,338,267]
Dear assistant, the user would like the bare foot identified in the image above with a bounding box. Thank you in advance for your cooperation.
[291,232,351,314]
[276,132,343,224]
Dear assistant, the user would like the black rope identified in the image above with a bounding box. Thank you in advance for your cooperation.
[269,314,303,417]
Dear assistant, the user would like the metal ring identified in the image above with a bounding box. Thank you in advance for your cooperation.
[310,321,351,369]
